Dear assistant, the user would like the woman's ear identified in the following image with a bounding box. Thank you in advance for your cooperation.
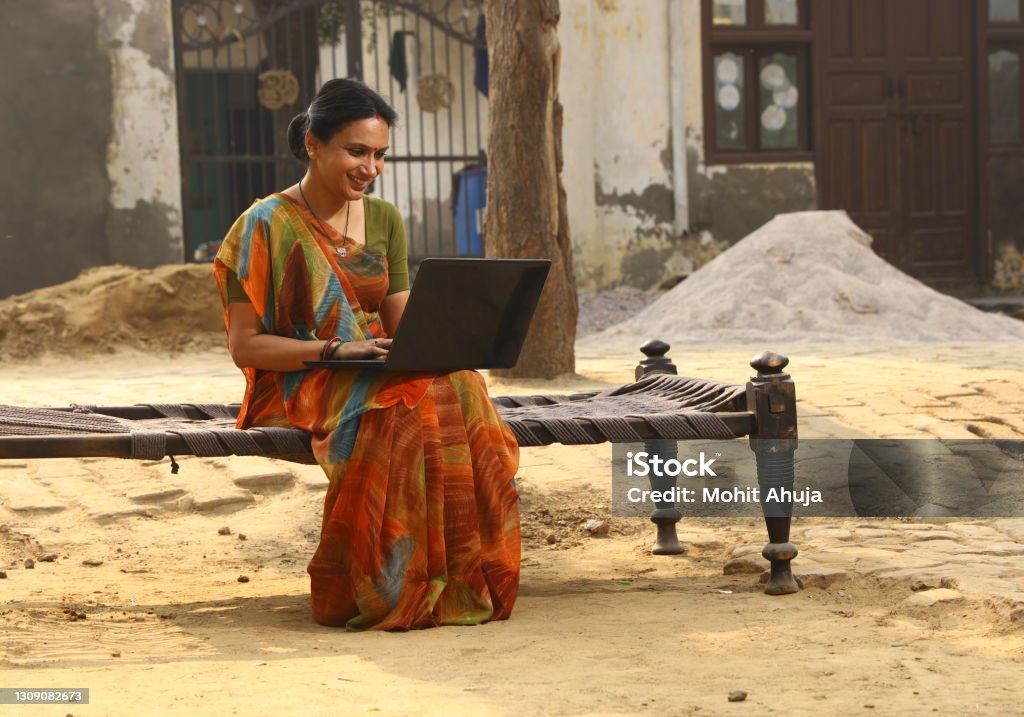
[304,129,317,160]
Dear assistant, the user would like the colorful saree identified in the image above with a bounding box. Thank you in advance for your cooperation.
[213,194,520,630]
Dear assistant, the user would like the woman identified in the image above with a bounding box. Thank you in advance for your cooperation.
[213,79,521,630]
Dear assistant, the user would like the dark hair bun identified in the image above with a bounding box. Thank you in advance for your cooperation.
[287,81,397,166]
[286,111,310,162]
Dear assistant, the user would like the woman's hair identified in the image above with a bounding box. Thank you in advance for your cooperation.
[286,79,398,163]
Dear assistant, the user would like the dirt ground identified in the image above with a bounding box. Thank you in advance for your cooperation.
[1,343,1023,716]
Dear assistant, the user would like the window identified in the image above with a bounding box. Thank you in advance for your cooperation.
[987,1,1024,147]
[991,0,1021,24]
[702,0,811,163]
[990,48,1021,143]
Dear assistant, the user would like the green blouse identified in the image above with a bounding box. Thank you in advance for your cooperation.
[226,195,410,302]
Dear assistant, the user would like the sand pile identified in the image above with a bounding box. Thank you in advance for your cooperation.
[0,264,225,360]
[586,211,1024,345]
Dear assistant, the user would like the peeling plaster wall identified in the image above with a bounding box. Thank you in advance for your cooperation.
[558,0,817,290]
[99,0,183,268]
[559,0,598,286]
[560,0,678,290]
[0,0,182,300]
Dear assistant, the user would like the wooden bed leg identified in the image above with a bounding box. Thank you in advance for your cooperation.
[748,352,801,595]
[637,340,684,555]
[646,438,685,555]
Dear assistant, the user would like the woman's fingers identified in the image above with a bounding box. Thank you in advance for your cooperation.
[368,338,391,356]
[334,338,391,359]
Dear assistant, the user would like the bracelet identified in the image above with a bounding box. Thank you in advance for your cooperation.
[328,340,346,359]
[320,337,343,360]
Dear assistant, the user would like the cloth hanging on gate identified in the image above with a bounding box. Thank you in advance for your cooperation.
[474,15,488,97]
[388,31,416,92]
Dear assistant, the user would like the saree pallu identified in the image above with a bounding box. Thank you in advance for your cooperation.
[214,194,520,630]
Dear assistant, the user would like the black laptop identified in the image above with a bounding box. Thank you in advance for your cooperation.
[305,257,551,372]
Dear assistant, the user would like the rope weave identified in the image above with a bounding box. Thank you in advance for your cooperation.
[0,405,127,436]
[215,429,265,456]
[0,374,749,459]
[146,404,189,419]
[587,417,644,443]
[190,404,236,419]
[130,431,167,461]
[254,427,313,455]
[644,414,701,441]
[505,422,540,447]
[495,373,745,446]
[171,429,232,457]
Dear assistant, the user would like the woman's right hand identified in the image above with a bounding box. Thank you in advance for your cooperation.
[331,337,392,360]
[228,302,394,370]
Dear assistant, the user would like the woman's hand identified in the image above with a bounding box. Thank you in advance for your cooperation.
[332,338,392,360]
[227,303,393,369]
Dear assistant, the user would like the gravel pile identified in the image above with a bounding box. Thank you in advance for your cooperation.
[576,286,666,338]
[582,211,1024,345]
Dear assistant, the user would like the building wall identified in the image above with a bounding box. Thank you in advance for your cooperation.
[559,0,816,291]
[0,0,113,298]
[0,0,182,300]
[560,0,678,291]
[1,1,827,298]
[100,0,183,269]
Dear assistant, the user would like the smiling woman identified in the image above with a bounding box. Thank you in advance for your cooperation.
[212,78,521,631]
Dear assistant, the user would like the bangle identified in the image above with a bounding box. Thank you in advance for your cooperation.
[328,340,346,359]
[320,337,343,360]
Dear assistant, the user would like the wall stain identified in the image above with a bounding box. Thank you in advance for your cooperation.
[132,0,172,74]
[594,180,674,225]
[593,145,816,290]
[660,135,673,174]
[686,145,816,244]
[104,0,135,39]
[619,230,727,289]
[619,247,669,287]
[107,201,182,268]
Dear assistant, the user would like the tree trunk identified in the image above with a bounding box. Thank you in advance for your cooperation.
[484,0,577,378]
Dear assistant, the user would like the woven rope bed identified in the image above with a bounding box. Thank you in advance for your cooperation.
[0,343,802,595]
[0,372,748,461]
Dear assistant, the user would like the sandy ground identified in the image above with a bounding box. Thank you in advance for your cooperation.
[2,342,1024,716]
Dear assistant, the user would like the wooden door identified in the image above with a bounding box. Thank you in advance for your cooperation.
[815,0,978,279]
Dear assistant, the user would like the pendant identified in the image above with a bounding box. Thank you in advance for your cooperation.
[336,247,347,257]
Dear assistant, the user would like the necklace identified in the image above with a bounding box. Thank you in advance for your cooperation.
[298,179,350,257]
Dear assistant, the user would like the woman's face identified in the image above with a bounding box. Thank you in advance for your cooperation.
[307,116,390,201]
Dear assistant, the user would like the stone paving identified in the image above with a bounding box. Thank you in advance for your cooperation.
[572,343,1024,622]
[1,343,1022,622]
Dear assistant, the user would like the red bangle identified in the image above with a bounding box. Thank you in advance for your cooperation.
[320,337,342,360]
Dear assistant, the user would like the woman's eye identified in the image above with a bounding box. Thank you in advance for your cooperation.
[348,148,365,157]
[375,151,387,160]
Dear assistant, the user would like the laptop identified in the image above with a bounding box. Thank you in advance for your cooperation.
[305,257,551,372]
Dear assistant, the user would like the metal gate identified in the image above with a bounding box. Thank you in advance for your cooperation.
[173,0,487,263]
